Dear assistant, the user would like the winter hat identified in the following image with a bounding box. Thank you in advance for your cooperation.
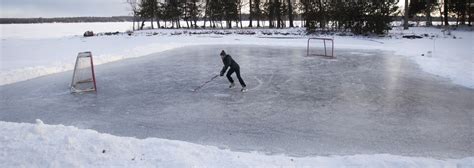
[220,50,226,56]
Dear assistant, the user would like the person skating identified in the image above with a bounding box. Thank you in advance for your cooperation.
[219,50,247,92]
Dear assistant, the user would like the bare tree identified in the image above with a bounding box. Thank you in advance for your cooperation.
[127,0,140,30]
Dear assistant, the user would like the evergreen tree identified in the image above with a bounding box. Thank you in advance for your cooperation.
[276,0,287,28]
[133,0,401,34]
[222,0,239,28]
[249,0,254,27]
[299,0,310,28]
[409,0,437,26]
[347,1,368,34]
[208,0,224,28]
[424,0,437,26]
[287,0,294,27]
[138,0,157,29]
[162,0,183,28]
[469,0,473,25]
[444,0,450,25]
[237,0,245,28]
[264,0,275,28]
[253,0,262,27]
[299,0,320,30]
[267,0,285,28]
[451,0,468,25]
[203,0,210,28]
[409,0,427,25]
[366,0,399,34]
[155,1,163,28]
[188,0,202,28]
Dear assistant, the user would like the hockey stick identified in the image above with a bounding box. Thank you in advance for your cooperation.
[192,74,219,92]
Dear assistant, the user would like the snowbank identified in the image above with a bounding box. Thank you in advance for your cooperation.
[383,27,474,89]
[0,120,471,168]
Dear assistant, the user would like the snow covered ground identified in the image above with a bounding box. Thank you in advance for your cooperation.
[1,120,472,168]
[0,22,133,39]
[1,22,473,167]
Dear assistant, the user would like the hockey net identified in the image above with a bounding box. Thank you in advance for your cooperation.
[307,37,335,58]
[71,52,97,93]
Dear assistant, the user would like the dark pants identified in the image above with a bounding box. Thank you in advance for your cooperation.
[226,67,246,87]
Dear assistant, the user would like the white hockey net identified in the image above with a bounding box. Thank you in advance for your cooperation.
[71,52,97,93]
[307,37,335,58]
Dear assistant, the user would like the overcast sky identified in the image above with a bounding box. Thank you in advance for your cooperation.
[0,0,406,18]
[0,0,131,18]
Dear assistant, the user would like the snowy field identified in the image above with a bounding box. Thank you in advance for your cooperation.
[0,22,473,167]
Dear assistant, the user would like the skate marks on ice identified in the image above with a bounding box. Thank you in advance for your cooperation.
[247,75,264,92]
[1,45,473,158]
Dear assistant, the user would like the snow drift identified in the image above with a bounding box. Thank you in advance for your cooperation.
[0,120,472,168]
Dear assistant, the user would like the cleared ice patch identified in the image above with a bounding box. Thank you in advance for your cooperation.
[214,93,231,98]
[2,45,471,158]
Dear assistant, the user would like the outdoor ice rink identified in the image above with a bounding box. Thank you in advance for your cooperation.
[1,45,472,159]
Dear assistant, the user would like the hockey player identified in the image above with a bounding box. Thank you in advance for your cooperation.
[220,50,247,92]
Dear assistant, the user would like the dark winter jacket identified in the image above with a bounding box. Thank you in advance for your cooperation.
[220,54,239,76]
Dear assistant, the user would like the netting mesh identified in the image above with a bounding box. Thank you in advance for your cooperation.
[71,52,95,92]
[307,38,334,57]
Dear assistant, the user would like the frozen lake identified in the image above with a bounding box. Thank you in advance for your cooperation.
[1,45,472,159]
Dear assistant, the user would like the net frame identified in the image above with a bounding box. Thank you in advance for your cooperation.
[307,37,335,58]
[70,51,97,93]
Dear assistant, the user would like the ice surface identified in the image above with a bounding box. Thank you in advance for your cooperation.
[1,45,473,159]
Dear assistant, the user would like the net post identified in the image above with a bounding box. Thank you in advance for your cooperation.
[332,39,334,58]
[323,39,327,56]
[89,52,97,92]
[71,56,79,89]
[306,38,311,57]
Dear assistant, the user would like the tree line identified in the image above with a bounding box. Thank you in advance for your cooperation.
[129,0,473,34]
[128,0,402,34]
[408,0,472,27]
